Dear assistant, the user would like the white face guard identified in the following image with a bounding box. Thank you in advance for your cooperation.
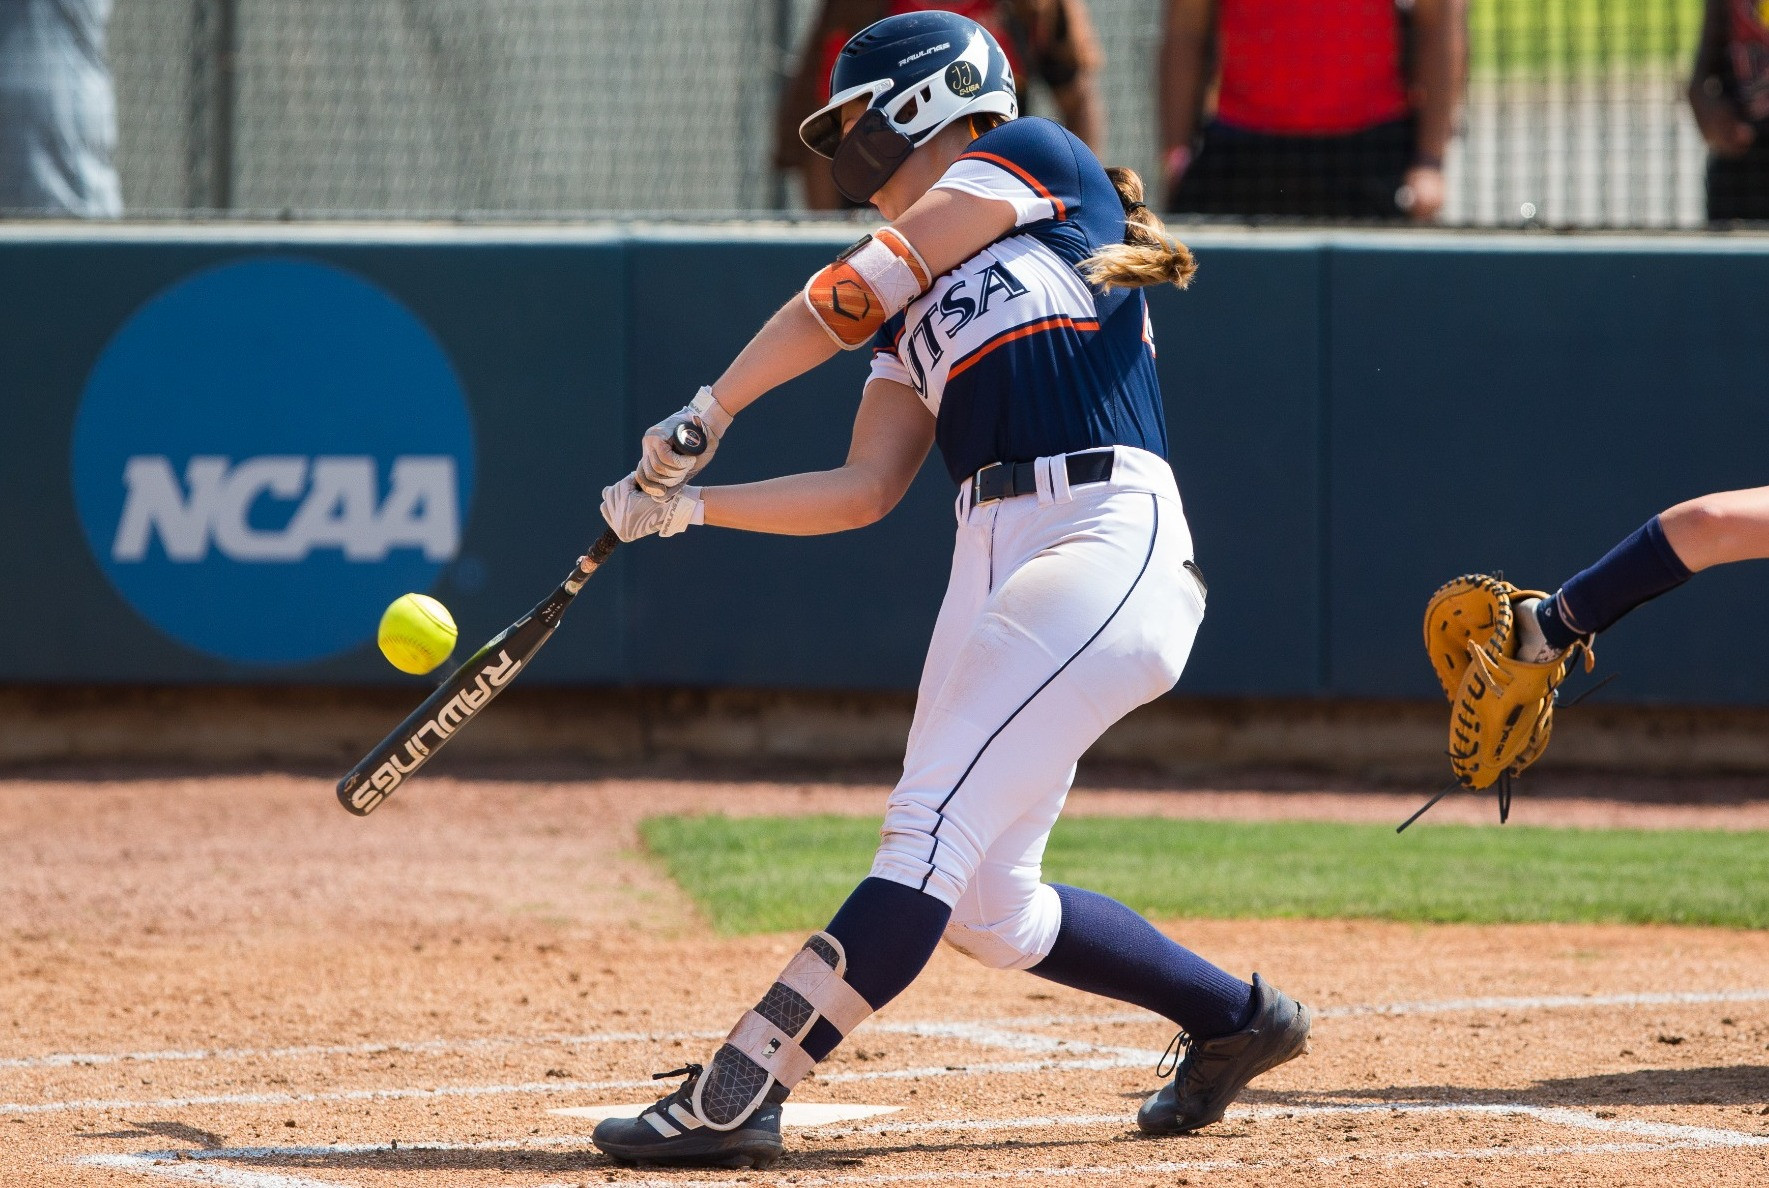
[800,79,897,161]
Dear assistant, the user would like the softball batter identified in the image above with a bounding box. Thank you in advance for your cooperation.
[593,12,1309,1168]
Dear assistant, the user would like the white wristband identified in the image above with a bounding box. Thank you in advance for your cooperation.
[689,386,734,435]
[685,485,706,526]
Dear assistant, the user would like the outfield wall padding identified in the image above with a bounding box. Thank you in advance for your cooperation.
[3,225,1766,704]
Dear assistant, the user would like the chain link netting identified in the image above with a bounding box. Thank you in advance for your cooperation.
[105,0,1721,227]
[112,0,788,216]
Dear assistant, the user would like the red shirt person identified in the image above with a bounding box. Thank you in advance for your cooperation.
[1689,0,1769,222]
[1159,0,1463,220]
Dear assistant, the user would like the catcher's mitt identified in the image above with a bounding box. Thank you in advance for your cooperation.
[1422,573,1523,700]
[1423,575,1593,791]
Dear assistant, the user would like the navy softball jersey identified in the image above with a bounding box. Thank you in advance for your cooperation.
[868,117,1169,484]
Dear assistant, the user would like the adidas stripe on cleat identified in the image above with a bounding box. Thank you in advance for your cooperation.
[590,1064,785,1169]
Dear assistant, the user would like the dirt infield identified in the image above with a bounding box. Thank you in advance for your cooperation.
[5,771,1769,1187]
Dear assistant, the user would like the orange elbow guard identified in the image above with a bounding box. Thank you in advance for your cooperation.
[803,227,932,349]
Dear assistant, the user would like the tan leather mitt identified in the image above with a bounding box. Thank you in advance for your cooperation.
[1429,576,1599,788]
[1422,574,1528,700]
[1424,575,1592,789]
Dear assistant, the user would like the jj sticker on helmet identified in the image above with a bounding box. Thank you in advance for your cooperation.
[945,60,982,97]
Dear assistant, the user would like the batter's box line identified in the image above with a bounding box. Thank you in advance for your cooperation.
[0,1027,733,1072]
[10,987,1769,1074]
[2,1055,1156,1117]
[798,1101,1769,1149]
[76,1102,1769,1188]
[81,1146,1679,1188]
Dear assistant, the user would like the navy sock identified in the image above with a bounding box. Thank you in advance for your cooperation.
[1027,885,1253,1040]
[1542,515,1692,648]
[800,877,950,1062]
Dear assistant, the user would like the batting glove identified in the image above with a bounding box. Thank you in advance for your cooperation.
[637,386,732,500]
[601,473,702,542]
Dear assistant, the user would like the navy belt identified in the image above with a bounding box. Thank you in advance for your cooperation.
[971,450,1114,506]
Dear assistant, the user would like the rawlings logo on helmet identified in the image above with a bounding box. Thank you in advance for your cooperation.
[899,41,951,66]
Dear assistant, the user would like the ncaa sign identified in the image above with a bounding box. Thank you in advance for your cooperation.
[71,258,475,665]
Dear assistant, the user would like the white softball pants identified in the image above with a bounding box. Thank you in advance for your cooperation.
[869,446,1207,970]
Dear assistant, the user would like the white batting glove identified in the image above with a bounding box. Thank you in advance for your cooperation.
[601,473,702,542]
[637,386,733,499]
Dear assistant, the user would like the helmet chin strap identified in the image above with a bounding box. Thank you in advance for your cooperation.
[965,113,1004,140]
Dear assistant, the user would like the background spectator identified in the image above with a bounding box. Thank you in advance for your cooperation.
[0,0,121,216]
[774,0,1105,210]
[1159,0,1463,221]
[1689,0,1769,222]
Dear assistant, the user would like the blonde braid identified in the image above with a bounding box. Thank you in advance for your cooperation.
[1078,167,1197,292]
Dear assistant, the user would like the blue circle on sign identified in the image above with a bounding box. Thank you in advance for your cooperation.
[71,257,475,665]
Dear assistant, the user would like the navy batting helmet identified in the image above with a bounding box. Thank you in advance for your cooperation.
[798,11,1018,203]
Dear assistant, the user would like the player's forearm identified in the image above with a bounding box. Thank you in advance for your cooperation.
[700,467,901,536]
[1158,0,1212,153]
[1690,0,1730,95]
[1659,486,1769,572]
[1410,0,1459,163]
[1053,75,1106,150]
[710,297,842,415]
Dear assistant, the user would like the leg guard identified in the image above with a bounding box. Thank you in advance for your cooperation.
[690,932,874,1131]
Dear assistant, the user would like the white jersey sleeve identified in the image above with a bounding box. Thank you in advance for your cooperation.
[868,342,914,389]
[931,157,1055,228]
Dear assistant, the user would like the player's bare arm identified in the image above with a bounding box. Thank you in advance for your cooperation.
[700,379,933,536]
[1157,0,1212,200]
[1659,485,1769,571]
[1402,0,1460,221]
[634,184,1013,500]
[705,190,1016,419]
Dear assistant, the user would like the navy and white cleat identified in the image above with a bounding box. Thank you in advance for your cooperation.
[591,1064,786,1169]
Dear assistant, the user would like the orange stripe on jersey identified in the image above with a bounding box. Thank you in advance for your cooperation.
[956,151,1068,220]
[945,315,1099,383]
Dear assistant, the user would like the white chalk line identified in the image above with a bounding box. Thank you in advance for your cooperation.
[1,1055,1160,1116]
[868,1020,1156,1061]
[1,1019,1165,1115]
[91,1147,1662,1188]
[534,1143,1740,1188]
[0,1028,730,1072]
[81,1153,343,1188]
[14,986,1769,1116]
[3,1078,652,1116]
[1315,988,1769,1019]
[78,1101,1769,1188]
[4,1020,1108,1075]
[805,1101,1769,1149]
[11,986,1766,1075]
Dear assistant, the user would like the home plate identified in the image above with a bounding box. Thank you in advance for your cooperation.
[550,1103,902,1127]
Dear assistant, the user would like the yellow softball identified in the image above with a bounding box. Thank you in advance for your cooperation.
[377,592,458,675]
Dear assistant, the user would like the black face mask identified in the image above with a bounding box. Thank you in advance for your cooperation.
[831,108,916,203]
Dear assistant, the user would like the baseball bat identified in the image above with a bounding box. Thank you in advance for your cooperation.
[336,422,706,816]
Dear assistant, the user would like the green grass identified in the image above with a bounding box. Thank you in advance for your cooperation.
[639,814,1769,935]
[1469,0,1704,73]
